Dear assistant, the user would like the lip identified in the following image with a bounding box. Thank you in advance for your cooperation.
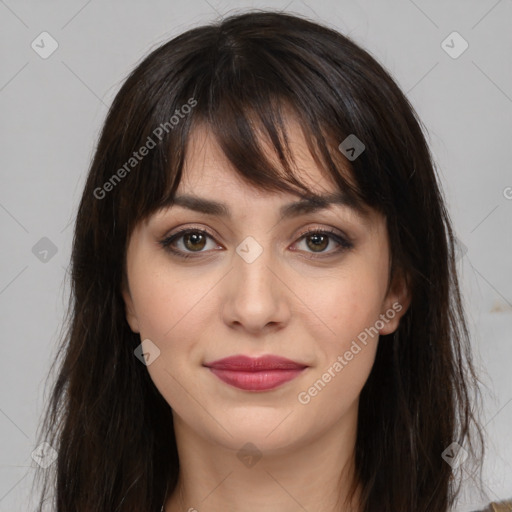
[203,355,308,391]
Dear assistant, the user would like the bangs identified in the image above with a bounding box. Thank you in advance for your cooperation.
[152,94,372,219]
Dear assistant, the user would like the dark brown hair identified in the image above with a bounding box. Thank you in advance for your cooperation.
[34,10,485,512]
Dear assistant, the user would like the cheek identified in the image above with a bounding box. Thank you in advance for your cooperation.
[304,263,387,342]
[297,257,387,392]
[130,265,215,341]
[319,282,381,376]
[296,282,382,416]
[128,267,215,413]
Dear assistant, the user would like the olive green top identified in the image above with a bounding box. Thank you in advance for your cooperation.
[474,500,512,512]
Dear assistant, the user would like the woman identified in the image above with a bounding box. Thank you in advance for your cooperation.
[34,10,489,512]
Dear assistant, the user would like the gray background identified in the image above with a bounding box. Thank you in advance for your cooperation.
[1,0,511,510]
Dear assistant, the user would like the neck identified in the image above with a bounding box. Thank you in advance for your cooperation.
[164,403,362,512]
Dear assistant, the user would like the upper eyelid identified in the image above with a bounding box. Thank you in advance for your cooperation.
[164,223,349,240]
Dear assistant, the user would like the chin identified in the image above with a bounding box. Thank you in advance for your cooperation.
[210,412,312,453]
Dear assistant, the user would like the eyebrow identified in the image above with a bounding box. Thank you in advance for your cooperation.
[165,191,370,221]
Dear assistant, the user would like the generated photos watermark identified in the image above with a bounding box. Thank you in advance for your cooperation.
[94,97,197,200]
[134,338,161,366]
[297,301,403,405]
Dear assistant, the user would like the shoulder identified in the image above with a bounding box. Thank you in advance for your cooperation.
[472,500,512,512]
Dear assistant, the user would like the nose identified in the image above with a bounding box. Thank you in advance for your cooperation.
[221,241,291,335]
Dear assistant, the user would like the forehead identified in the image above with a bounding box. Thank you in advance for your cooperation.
[179,119,340,199]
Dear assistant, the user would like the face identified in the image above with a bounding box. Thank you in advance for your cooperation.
[122,120,410,454]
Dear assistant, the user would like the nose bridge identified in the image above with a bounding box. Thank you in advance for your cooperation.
[224,234,288,330]
[235,234,277,301]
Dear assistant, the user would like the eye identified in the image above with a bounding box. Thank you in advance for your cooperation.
[159,226,353,260]
[159,227,221,259]
[292,227,353,259]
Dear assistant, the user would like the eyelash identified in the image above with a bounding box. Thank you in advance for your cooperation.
[158,225,354,260]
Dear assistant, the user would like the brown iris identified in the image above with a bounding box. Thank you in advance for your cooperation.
[306,233,328,252]
[184,232,207,251]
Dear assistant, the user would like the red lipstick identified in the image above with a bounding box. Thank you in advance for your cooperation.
[203,355,308,391]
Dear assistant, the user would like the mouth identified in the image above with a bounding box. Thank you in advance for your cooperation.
[203,354,308,392]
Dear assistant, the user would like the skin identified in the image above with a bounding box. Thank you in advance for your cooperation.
[122,120,410,512]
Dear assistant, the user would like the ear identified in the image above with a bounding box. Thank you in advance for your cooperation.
[121,276,140,334]
[378,269,411,336]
